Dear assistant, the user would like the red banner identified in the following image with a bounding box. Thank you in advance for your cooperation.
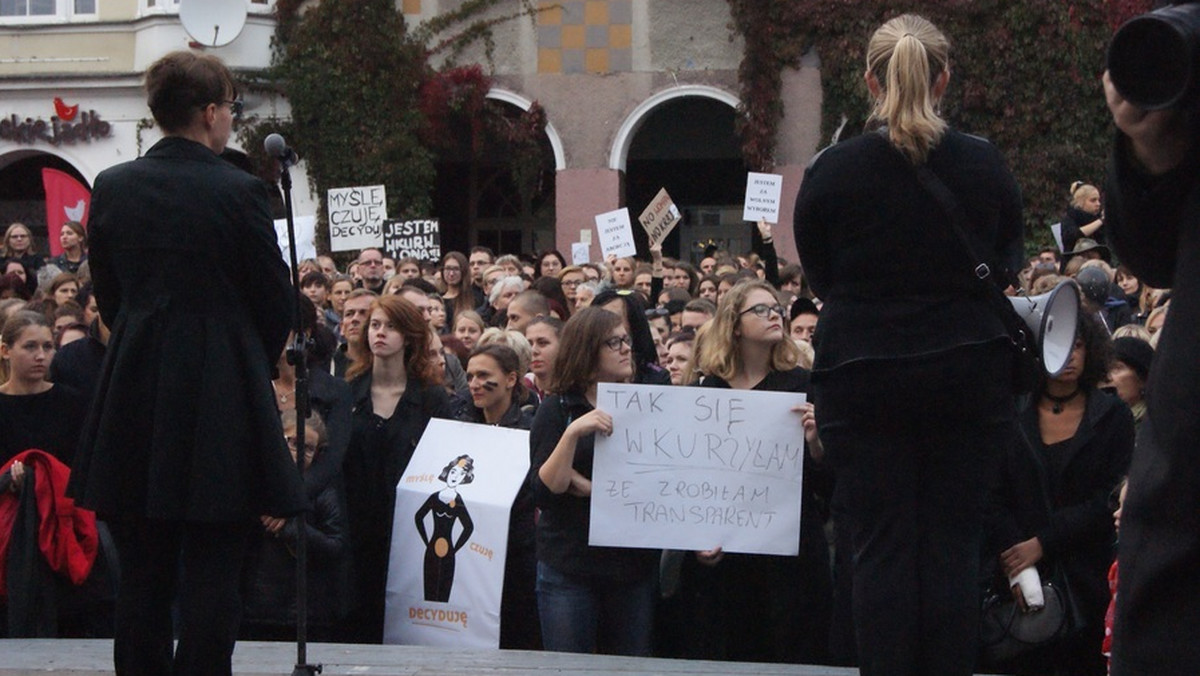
[41,168,90,257]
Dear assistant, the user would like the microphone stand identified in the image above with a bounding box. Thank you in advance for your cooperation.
[276,152,322,676]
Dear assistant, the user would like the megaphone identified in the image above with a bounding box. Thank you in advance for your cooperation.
[1009,280,1080,377]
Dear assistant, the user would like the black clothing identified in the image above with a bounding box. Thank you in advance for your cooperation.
[0,384,87,467]
[679,368,832,664]
[1059,206,1105,256]
[796,129,1022,676]
[48,320,106,401]
[63,135,302,676]
[299,368,353,501]
[459,400,541,650]
[68,136,303,523]
[415,491,473,602]
[986,391,1133,675]
[1106,137,1200,676]
[795,130,1024,374]
[529,392,659,582]
[242,480,349,635]
[331,343,351,379]
[341,374,451,643]
[2,252,44,298]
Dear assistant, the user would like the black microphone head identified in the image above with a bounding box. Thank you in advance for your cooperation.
[264,133,287,158]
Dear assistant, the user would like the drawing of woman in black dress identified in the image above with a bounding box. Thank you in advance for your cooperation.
[415,454,476,602]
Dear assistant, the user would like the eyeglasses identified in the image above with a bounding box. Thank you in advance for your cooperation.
[604,335,633,351]
[561,279,582,288]
[740,304,785,319]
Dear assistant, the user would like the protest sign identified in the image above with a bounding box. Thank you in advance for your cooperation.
[590,383,805,556]
[384,420,530,648]
[579,229,591,244]
[273,215,317,267]
[571,242,590,265]
[328,185,386,252]
[383,219,441,261]
[638,188,681,246]
[743,172,784,224]
[595,208,637,259]
[1050,223,1064,252]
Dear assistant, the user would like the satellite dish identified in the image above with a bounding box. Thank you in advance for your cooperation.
[179,0,248,48]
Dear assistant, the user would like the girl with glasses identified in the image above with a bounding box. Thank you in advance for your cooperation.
[529,306,656,655]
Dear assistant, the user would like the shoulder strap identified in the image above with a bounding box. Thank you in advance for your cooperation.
[913,164,994,286]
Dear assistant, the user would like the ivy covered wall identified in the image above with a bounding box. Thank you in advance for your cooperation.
[726,0,1155,250]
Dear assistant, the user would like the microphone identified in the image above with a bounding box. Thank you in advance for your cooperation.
[264,133,299,168]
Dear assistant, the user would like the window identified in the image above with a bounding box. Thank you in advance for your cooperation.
[1,0,96,20]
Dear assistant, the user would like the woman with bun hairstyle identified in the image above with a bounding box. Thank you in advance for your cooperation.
[1060,181,1106,255]
[529,306,657,655]
[795,15,1023,676]
[341,294,451,643]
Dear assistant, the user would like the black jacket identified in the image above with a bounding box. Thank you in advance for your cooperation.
[1106,136,1200,675]
[67,137,303,522]
[794,130,1024,373]
[300,368,353,501]
[988,391,1133,625]
[48,320,106,402]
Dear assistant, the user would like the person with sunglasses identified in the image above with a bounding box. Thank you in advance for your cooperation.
[66,51,301,675]
[529,306,658,655]
[675,279,830,664]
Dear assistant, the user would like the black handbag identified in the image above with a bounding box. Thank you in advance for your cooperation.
[979,570,1079,664]
[913,164,1042,394]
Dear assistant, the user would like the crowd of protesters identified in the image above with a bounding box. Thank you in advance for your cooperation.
[0,16,1178,676]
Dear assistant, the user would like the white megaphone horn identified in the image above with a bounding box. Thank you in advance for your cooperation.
[1009,280,1080,377]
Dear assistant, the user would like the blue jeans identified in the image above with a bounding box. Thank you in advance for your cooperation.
[536,561,655,656]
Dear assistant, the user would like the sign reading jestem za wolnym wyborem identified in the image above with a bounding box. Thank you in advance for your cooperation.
[590,383,806,556]
[743,172,783,224]
[328,184,386,252]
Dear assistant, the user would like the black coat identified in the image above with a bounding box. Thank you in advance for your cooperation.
[66,137,304,522]
[988,391,1133,625]
[48,320,106,403]
[1106,139,1200,675]
[300,368,353,501]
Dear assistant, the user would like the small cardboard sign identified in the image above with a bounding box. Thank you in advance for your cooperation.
[743,173,783,224]
[384,219,441,262]
[638,188,681,246]
[595,208,637,259]
[328,185,387,252]
[571,242,590,265]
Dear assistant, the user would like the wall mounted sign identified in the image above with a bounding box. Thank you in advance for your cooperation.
[0,99,112,147]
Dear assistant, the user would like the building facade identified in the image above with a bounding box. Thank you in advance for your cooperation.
[1,0,823,262]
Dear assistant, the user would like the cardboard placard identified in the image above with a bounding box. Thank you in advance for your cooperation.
[384,219,441,262]
[638,188,681,246]
[590,383,806,556]
[571,242,590,265]
[743,172,783,224]
[384,420,531,648]
[328,185,387,252]
[595,208,637,259]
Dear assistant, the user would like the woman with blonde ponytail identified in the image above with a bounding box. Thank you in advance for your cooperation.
[795,14,1024,676]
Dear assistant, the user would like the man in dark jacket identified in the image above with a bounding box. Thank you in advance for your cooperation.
[66,51,304,676]
[1104,70,1200,675]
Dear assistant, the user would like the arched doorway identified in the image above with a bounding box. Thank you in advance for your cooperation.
[430,93,559,258]
[615,88,746,263]
[0,150,90,253]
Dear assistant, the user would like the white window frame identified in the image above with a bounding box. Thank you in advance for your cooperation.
[0,0,99,24]
[139,0,274,18]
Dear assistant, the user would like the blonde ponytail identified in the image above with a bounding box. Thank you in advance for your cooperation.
[866,14,949,164]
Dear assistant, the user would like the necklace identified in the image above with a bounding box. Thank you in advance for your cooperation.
[272,381,294,404]
[1044,388,1081,414]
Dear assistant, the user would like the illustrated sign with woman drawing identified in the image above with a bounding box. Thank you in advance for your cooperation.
[414,455,475,602]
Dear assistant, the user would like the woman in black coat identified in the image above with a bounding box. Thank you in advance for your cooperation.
[986,313,1133,675]
[65,52,303,675]
[340,295,451,643]
[794,16,1023,676]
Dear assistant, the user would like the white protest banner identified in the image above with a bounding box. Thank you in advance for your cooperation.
[384,419,530,648]
[571,242,590,265]
[383,219,441,261]
[1050,223,1064,252]
[743,172,784,224]
[327,184,386,252]
[273,215,317,267]
[595,208,637,259]
[590,383,805,556]
[638,188,681,246]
